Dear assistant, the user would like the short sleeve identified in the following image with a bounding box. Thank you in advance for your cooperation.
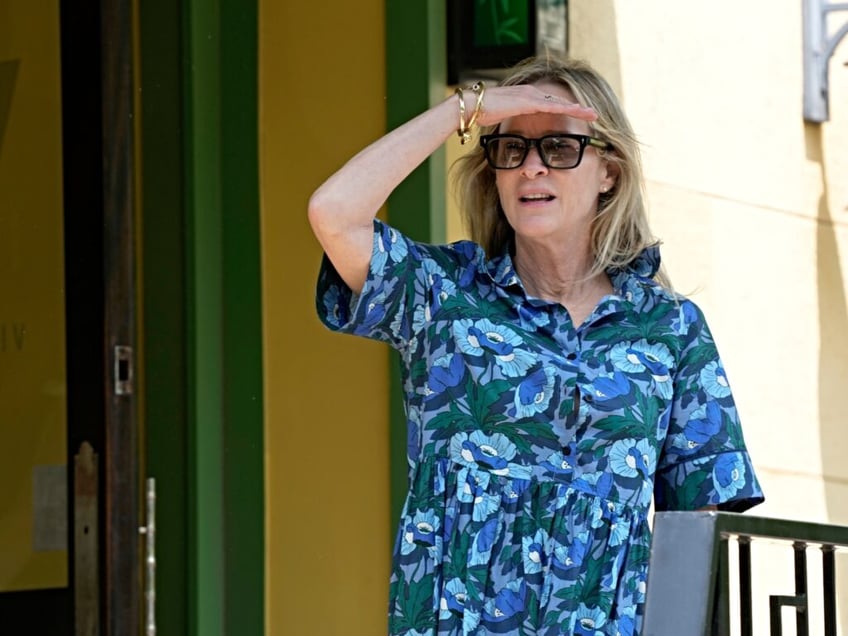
[315,220,476,352]
[654,300,764,513]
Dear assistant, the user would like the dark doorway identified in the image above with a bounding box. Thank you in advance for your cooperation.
[0,0,139,633]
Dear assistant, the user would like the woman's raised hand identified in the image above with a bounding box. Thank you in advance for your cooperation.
[472,84,598,129]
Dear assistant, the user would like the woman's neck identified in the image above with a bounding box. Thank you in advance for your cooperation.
[513,237,613,325]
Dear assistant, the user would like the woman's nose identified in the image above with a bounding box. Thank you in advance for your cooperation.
[520,143,548,177]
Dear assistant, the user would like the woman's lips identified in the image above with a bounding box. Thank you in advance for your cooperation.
[519,193,556,203]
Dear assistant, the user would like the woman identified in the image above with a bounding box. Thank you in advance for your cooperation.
[309,55,763,635]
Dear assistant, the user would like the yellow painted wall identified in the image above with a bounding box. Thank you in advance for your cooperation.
[0,0,67,592]
[258,2,390,634]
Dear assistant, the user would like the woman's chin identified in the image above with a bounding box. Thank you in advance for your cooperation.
[511,222,565,245]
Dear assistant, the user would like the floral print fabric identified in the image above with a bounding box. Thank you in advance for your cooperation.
[316,221,763,635]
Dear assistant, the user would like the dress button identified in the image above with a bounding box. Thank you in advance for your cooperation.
[562,446,572,456]
[583,394,594,403]
[566,352,577,361]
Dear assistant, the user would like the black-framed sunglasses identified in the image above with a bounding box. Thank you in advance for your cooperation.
[479,133,613,170]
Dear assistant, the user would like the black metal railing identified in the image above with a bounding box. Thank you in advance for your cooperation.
[643,511,848,636]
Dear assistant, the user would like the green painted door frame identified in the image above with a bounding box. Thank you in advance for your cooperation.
[140,0,263,634]
[385,0,448,525]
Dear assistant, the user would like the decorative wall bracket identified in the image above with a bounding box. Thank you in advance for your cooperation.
[804,0,848,122]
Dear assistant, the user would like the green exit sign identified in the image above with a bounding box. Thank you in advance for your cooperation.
[473,0,531,47]
[447,0,567,84]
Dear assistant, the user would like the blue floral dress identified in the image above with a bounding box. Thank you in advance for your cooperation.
[316,221,764,635]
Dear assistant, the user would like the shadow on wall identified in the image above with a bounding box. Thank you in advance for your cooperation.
[567,0,622,102]
[807,122,848,629]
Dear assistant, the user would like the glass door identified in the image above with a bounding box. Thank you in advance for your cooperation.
[0,1,140,632]
[0,1,72,632]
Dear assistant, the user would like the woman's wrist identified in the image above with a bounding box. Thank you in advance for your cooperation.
[454,81,486,145]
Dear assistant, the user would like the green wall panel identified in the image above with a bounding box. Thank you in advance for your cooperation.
[143,0,263,634]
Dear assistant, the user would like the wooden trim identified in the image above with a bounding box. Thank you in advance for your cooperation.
[100,0,140,632]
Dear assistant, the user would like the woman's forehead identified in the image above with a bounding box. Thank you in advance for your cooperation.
[499,111,591,136]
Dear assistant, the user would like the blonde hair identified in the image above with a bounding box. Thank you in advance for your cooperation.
[452,55,670,287]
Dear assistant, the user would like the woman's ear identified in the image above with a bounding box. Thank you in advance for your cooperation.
[600,158,620,193]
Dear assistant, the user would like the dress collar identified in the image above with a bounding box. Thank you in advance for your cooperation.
[484,250,521,288]
[607,243,662,297]
[484,243,662,297]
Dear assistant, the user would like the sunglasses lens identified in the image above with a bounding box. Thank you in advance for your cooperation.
[487,136,526,169]
[540,137,582,168]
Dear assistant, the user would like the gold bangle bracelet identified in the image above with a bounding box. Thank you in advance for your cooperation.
[466,81,486,132]
[454,88,471,144]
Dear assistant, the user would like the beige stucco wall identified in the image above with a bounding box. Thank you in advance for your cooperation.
[259,2,390,634]
[571,1,848,630]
